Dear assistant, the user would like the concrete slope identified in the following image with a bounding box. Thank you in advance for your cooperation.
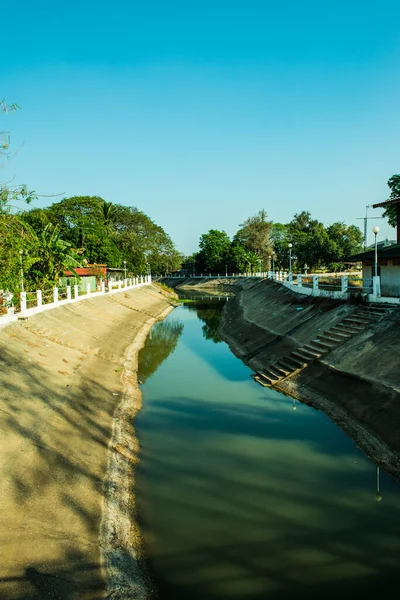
[219,278,400,477]
[0,285,175,600]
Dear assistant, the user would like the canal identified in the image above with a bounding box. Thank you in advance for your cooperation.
[136,295,400,599]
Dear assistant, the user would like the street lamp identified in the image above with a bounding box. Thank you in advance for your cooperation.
[123,260,127,281]
[19,249,24,292]
[225,264,228,277]
[272,251,275,276]
[288,243,293,273]
[372,226,379,278]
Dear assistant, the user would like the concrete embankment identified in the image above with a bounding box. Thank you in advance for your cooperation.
[217,277,400,476]
[0,284,176,600]
[164,277,400,476]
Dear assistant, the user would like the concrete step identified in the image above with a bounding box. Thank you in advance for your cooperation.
[328,327,352,338]
[257,372,276,385]
[254,376,270,387]
[319,334,341,346]
[262,369,281,381]
[335,322,365,333]
[352,312,376,320]
[273,363,292,376]
[302,344,325,356]
[291,350,314,363]
[322,331,347,343]
[268,365,286,378]
[279,355,306,370]
[342,317,370,327]
[311,339,335,351]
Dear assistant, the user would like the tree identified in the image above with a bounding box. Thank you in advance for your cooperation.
[382,175,400,228]
[0,99,36,212]
[197,229,231,272]
[326,222,363,263]
[234,209,272,269]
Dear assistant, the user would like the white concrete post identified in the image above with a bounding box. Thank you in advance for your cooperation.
[20,291,27,312]
[341,276,348,293]
[297,274,302,287]
[288,272,293,283]
[124,278,127,288]
[149,274,152,283]
[66,285,71,300]
[74,284,79,299]
[312,275,319,294]
[101,281,106,294]
[108,282,113,293]
[37,290,43,307]
[129,278,132,287]
[86,282,91,295]
[372,276,381,297]
[53,287,59,304]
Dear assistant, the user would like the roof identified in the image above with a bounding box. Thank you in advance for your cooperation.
[344,243,400,262]
[372,197,400,209]
[63,266,107,277]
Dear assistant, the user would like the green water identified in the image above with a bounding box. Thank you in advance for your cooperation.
[136,298,400,599]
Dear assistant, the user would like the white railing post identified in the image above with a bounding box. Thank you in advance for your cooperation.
[86,282,91,295]
[37,290,43,307]
[108,282,113,293]
[53,287,59,304]
[74,284,79,299]
[101,281,106,294]
[312,275,319,294]
[341,276,348,293]
[297,274,302,287]
[372,276,381,298]
[20,291,27,313]
[124,278,127,288]
[288,272,293,283]
[118,281,122,290]
[67,285,72,300]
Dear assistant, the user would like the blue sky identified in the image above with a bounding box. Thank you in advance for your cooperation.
[2,0,400,253]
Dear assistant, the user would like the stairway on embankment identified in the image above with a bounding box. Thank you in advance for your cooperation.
[253,304,393,388]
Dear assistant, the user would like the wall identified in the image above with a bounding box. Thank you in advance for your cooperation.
[380,263,400,297]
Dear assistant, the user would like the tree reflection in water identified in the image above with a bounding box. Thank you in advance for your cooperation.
[138,320,184,382]
[186,299,227,344]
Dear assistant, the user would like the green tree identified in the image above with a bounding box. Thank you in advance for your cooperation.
[382,174,400,227]
[197,229,231,272]
[234,209,272,269]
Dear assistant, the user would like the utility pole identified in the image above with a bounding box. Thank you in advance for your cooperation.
[357,204,384,250]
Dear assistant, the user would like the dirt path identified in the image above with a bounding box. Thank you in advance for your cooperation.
[0,286,175,600]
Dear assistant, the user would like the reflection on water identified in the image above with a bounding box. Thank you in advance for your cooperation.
[136,302,400,600]
[186,301,225,344]
[138,320,184,383]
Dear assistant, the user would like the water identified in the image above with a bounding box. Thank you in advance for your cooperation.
[136,297,400,599]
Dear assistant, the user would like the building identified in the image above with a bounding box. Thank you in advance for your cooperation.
[62,265,107,292]
[345,197,400,298]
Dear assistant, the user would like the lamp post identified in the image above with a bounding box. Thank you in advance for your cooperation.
[123,260,127,281]
[272,251,275,275]
[288,243,293,273]
[225,264,228,277]
[372,226,379,278]
[19,249,24,292]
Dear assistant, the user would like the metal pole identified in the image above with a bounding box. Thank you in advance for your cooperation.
[19,249,24,292]
[374,232,378,277]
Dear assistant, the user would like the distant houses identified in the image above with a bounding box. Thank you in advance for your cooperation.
[62,264,126,292]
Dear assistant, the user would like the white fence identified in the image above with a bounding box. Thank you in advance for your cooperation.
[282,273,382,300]
[0,275,152,327]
